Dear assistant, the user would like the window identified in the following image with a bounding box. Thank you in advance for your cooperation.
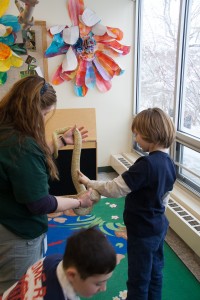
[133,0,200,195]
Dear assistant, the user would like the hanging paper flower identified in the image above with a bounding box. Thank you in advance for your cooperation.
[45,0,130,97]
[0,42,23,71]
[0,0,23,85]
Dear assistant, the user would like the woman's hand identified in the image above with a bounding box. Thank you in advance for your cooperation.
[78,170,90,186]
[48,126,88,154]
[62,125,88,145]
[55,188,93,212]
[78,188,93,208]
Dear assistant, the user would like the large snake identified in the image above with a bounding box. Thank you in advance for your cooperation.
[51,127,100,216]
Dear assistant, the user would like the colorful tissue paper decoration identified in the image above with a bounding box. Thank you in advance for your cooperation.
[45,0,130,97]
[0,0,23,84]
[0,0,10,17]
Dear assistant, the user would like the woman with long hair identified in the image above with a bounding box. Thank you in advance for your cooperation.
[0,75,93,294]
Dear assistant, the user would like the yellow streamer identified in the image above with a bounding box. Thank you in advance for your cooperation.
[0,0,10,17]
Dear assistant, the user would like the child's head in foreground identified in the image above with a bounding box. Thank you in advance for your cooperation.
[132,107,176,149]
[63,226,117,298]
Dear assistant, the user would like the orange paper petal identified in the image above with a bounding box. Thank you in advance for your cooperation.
[0,42,11,60]
[98,40,130,55]
[52,65,65,85]
[95,51,122,76]
[94,66,112,93]
[68,0,84,26]
[79,21,91,38]
[60,70,76,81]
[107,26,123,40]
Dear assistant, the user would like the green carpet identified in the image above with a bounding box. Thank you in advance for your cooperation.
[47,197,200,300]
[163,243,200,300]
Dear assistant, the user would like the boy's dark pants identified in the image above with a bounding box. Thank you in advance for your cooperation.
[126,223,168,300]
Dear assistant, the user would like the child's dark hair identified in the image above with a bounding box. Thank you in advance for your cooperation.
[132,107,176,148]
[63,227,117,279]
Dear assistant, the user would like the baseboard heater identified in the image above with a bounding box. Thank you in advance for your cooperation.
[110,153,200,257]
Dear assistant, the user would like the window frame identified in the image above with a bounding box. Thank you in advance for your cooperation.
[133,0,200,197]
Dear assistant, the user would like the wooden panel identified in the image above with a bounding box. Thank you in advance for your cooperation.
[45,108,97,149]
[45,108,97,195]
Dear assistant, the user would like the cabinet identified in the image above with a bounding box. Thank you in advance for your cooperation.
[45,108,97,196]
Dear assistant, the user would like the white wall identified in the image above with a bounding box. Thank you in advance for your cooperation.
[7,0,134,167]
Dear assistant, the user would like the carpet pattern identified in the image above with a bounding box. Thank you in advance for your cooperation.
[47,197,200,300]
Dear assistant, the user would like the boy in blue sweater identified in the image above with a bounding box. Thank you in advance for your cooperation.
[78,108,176,300]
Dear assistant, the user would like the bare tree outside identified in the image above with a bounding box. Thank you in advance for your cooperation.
[184,0,200,134]
[137,0,200,189]
[140,0,179,115]
[139,0,200,138]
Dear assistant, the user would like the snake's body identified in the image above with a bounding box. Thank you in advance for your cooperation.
[51,127,100,216]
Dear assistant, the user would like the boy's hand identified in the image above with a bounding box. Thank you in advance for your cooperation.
[78,170,90,186]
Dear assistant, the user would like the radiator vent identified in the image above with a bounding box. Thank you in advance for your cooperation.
[166,198,200,257]
[168,199,200,234]
[117,157,132,168]
[110,154,132,174]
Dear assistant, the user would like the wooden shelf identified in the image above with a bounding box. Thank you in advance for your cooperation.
[45,108,97,149]
[45,108,97,196]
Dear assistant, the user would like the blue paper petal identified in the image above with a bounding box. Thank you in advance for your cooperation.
[0,15,21,32]
[0,34,15,46]
[45,33,70,57]
[74,84,88,97]
[74,85,84,96]
[85,61,96,89]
